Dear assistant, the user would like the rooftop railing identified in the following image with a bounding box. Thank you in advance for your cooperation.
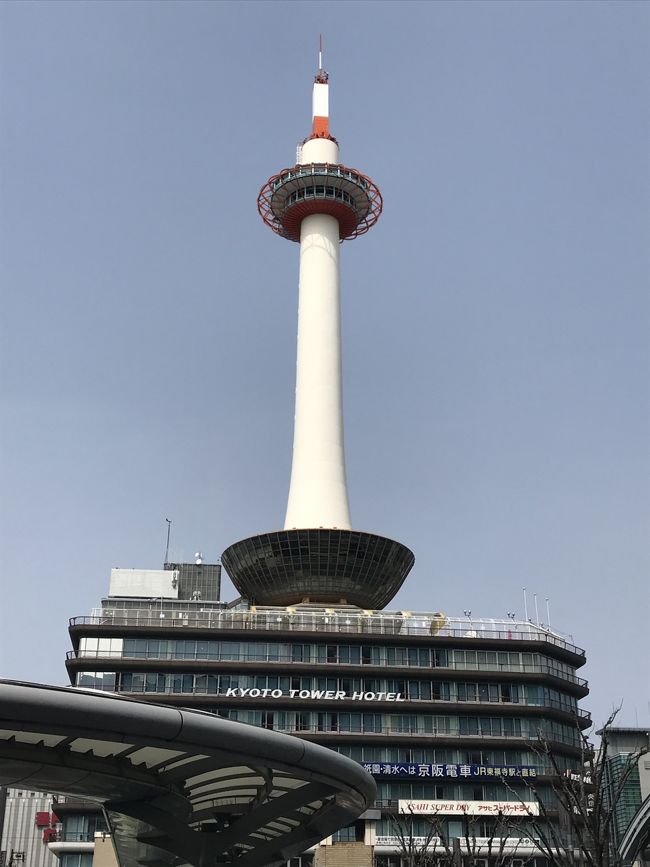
[69,609,585,658]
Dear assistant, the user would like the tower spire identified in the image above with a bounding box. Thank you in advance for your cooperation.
[312,36,329,137]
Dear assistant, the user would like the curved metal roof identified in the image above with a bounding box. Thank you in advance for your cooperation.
[619,793,650,863]
[0,680,375,867]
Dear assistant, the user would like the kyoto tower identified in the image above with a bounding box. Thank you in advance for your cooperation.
[222,54,414,609]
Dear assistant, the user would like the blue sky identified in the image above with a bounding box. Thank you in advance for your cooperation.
[1,0,648,730]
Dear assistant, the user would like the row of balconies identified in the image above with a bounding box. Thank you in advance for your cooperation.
[65,650,589,694]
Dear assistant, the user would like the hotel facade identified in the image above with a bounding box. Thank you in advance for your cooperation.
[65,563,590,867]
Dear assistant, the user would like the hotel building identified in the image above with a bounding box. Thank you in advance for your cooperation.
[66,565,590,866]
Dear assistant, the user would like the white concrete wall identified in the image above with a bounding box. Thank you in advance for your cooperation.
[284,213,351,530]
[108,569,179,599]
[1,791,59,867]
[300,138,339,165]
[312,83,329,123]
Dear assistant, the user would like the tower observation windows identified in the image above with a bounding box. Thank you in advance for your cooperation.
[284,186,357,210]
[258,167,383,244]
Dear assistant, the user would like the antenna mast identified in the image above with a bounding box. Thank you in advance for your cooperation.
[315,34,328,84]
[164,518,172,565]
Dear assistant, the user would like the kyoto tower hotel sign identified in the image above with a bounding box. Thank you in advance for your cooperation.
[222,57,414,608]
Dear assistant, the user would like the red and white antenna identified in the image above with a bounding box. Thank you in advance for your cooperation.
[313,35,329,136]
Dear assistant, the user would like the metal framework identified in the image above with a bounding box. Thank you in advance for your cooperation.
[222,528,414,609]
[258,163,383,242]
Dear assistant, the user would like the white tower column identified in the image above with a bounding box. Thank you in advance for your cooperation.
[284,210,351,530]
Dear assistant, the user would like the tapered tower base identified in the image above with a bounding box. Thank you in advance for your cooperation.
[222,529,414,610]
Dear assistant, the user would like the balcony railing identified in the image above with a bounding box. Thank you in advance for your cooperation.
[47,832,99,843]
[69,610,584,657]
[66,648,588,688]
[191,721,581,746]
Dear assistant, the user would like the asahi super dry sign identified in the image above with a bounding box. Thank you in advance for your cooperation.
[399,800,540,816]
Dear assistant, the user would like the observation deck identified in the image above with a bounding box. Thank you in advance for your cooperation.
[258,163,382,241]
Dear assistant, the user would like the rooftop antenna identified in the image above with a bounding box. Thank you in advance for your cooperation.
[545,596,551,628]
[315,34,328,83]
[533,593,539,625]
[164,518,172,565]
[522,587,529,622]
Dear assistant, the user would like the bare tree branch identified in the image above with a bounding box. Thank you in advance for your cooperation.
[498,709,648,867]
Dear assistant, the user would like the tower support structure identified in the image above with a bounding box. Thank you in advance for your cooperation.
[286,209,349,530]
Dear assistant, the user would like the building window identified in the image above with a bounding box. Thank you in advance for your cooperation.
[333,824,357,842]
[459,717,479,735]
[340,646,361,664]
[386,647,406,666]
[60,854,93,867]
[363,714,383,733]
[339,713,362,733]
[433,649,448,667]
